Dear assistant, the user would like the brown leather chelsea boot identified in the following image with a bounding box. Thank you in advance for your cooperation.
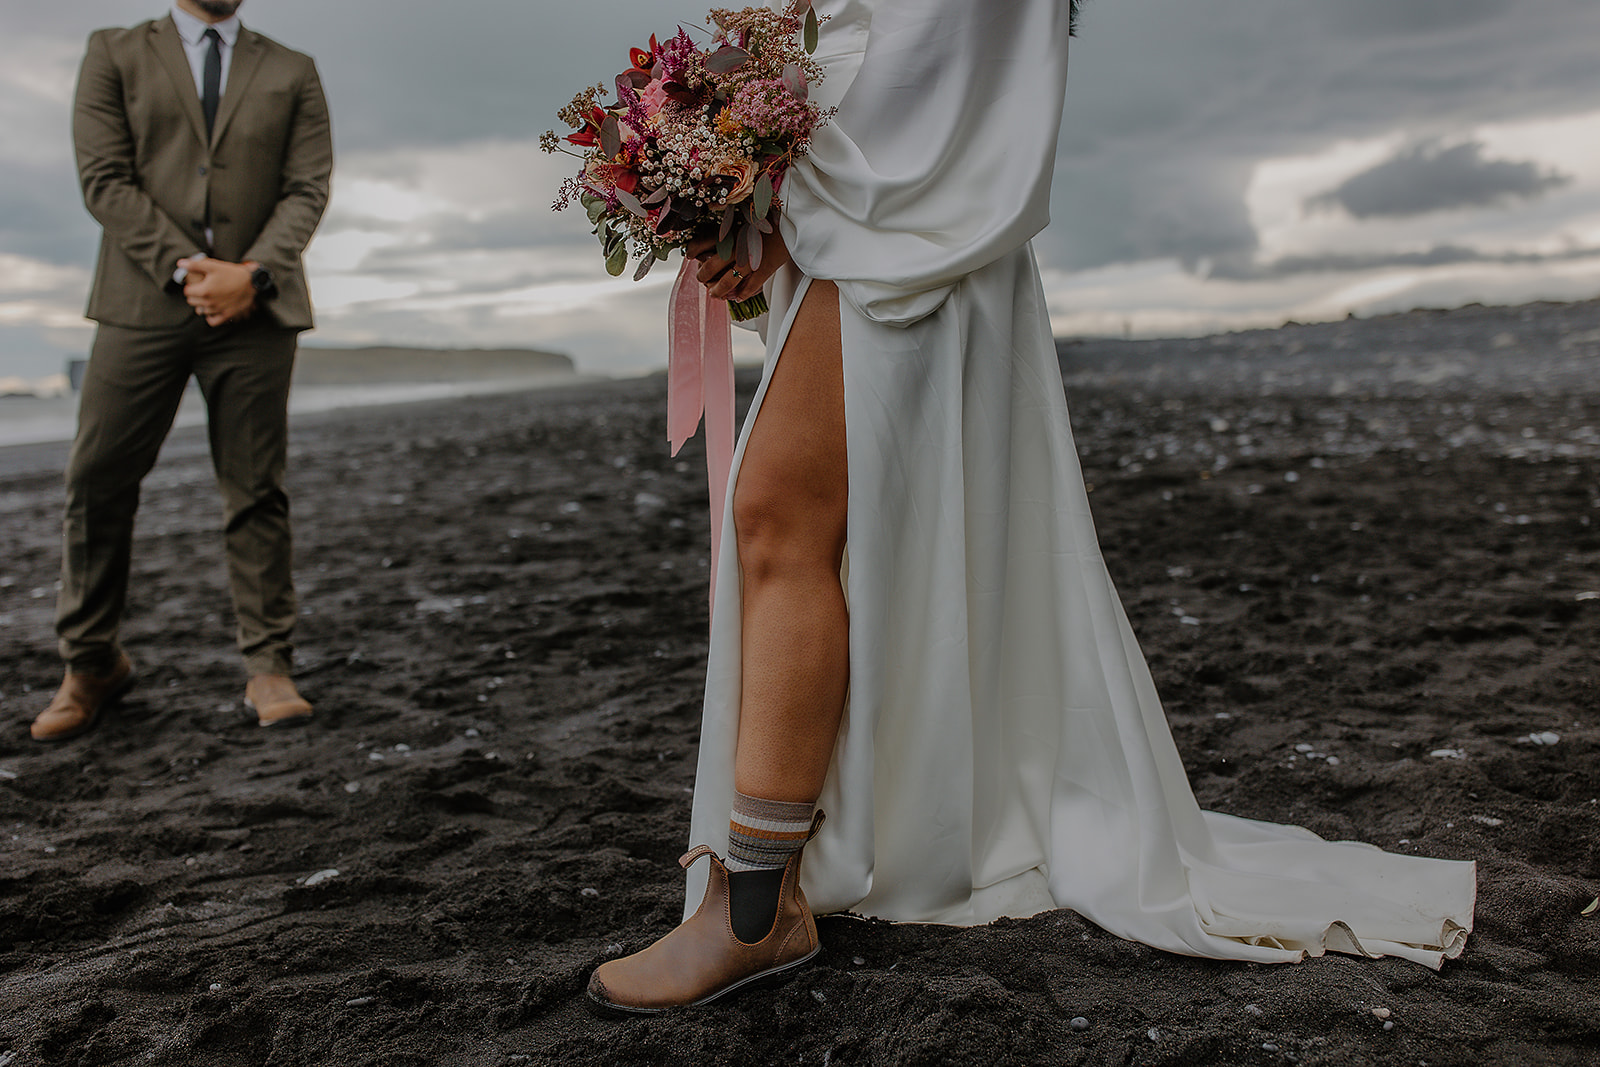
[588,812,825,1013]
[31,653,135,742]
[244,674,313,727]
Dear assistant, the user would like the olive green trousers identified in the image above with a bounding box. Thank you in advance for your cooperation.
[56,318,301,677]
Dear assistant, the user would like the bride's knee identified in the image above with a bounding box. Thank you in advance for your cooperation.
[733,476,842,579]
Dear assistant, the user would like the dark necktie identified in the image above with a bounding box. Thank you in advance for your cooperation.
[202,27,222,139]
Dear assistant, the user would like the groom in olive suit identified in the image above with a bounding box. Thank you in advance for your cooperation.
[32,0,333,741]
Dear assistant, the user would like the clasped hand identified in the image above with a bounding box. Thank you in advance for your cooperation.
[178,257,256,327]
[687,223,790,303]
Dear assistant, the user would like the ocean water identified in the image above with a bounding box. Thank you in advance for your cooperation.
[0,374,585,449]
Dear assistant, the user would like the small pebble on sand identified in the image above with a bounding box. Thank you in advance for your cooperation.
[304,868,340,887]
[1371,1007,1391,1019]
[1070,1017,1089,1030]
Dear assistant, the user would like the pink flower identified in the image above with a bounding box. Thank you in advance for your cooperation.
[640,81,670,117]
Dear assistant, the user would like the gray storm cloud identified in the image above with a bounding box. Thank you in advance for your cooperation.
[1306,140,1571,220]
[1206,243,1600,282]
[5,0,1600,377]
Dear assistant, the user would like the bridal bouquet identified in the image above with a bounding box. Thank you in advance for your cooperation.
[542,1,829,321]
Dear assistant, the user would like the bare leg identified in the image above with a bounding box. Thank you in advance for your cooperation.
[731,279,848,805]
[585,279,845,1012]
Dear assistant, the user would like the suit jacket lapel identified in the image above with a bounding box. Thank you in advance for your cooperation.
[148,15,209,148]
[211,28,264,148]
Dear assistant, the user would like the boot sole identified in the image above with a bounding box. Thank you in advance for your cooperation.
[32,669,137,743]
[584,944,821,1017]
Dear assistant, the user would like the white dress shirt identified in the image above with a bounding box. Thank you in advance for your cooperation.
[171,5,240,98]
[169,7,242,263]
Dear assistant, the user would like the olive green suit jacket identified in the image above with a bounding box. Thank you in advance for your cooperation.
[73,15,333,330]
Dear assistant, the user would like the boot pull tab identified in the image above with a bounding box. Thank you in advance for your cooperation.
[805,809,826,841]
[679,843,719,869]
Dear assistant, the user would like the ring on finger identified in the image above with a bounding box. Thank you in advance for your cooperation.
[729,268,743,281]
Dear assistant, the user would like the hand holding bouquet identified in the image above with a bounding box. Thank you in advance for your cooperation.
[543,1,830,321]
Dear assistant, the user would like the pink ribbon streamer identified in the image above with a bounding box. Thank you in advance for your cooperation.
[667,256,736,611]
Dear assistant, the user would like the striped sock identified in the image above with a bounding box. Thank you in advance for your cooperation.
[726,792,815,873]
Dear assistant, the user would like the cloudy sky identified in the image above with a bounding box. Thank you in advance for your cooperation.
[4,0,1600,381]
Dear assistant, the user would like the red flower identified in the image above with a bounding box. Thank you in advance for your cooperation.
[565,105,608,147]
[629,35,659,71]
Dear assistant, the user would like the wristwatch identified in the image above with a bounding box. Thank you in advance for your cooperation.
[249,263,279,299]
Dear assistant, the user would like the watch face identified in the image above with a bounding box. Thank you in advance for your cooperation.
[251,267,274,292]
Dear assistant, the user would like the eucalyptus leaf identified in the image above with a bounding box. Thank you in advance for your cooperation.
[705,45,751,74]
[600,114,621,158]
[718,204,737,240]
[633,254,654,281]
[605,242,628,276]
[782,62,808,101]
[586,199,608,224]
[717,231,736,264]
[804,7,819,53]
[753,172,774,219]
[615,187,647,217]
[746,222,763,272]
[643,185,670,205]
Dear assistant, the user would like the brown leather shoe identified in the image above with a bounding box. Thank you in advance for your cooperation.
[587,812,824,1013]
[244,674,313,727]
[31,653,136,742]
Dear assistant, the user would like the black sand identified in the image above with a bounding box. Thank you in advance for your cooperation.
[1,299,1597,1066]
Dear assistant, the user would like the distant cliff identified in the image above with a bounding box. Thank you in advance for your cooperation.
[293,346,575,386]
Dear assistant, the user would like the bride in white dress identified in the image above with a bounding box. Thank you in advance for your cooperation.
[588,0,1473,1014]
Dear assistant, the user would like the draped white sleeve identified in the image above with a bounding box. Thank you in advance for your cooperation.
[685,0,1476,971]
[780,0,1070,325]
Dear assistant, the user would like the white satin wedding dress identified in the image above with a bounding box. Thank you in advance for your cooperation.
[684,0,1474,968]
